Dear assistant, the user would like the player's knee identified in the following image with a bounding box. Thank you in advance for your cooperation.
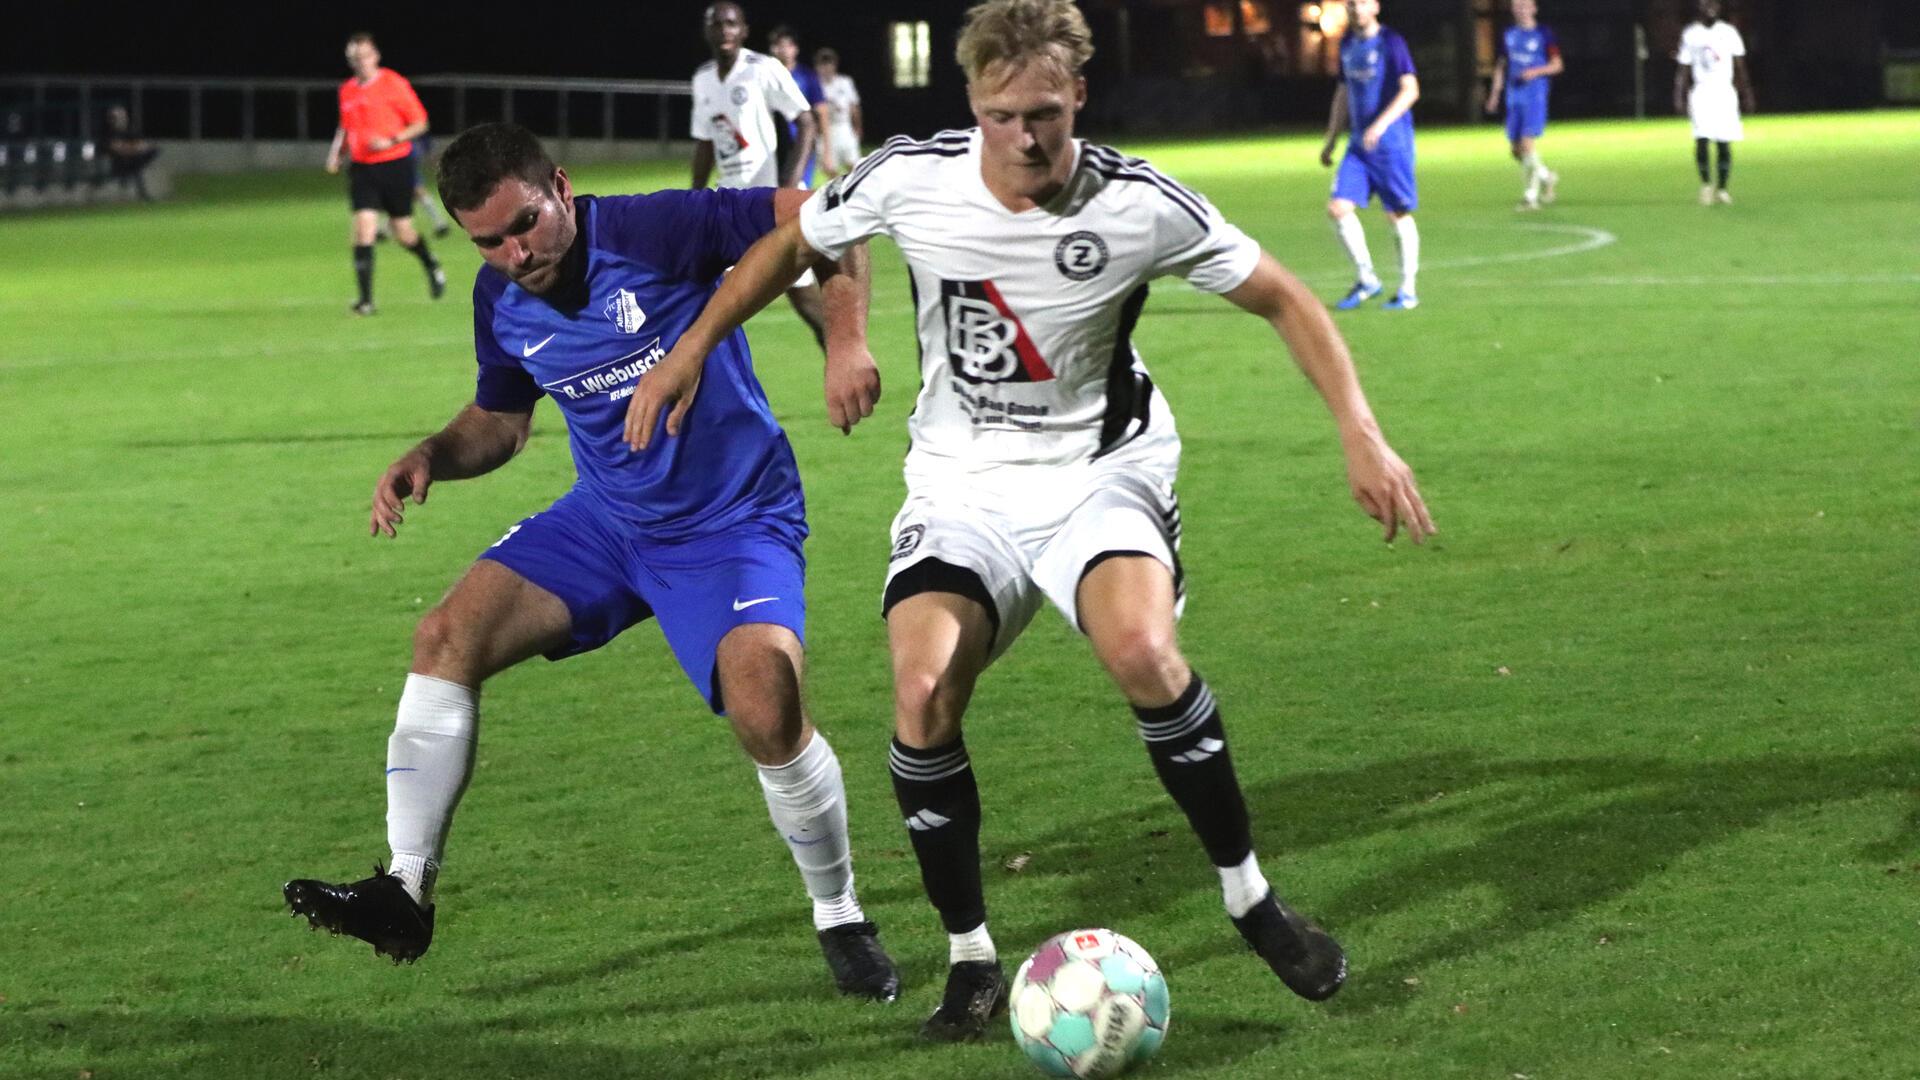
[728,699,805,764]
[892,667,965,745]
[1326,202,1350,221]
[1093,625,1185,703]
[410,607,478,682]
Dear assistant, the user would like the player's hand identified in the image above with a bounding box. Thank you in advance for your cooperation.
[1483,94,1500,114]
[1319,143,1336,168]
[1361,125,1385,153]
[824,346,881,434]
[325,159,340,175]
[624,347,705,451]
[369,136,392,152]
[1341,429,1435,545]
[371,449,433,538]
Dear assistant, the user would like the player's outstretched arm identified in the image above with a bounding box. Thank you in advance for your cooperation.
[1320,86,1348,167]
[690,140,716,190]
[370,404,532,537]
[1364,75,1420,151]
[624,216,825,450]
[1222,252,1435,544]
[816,241,880,434]
[1733,57,1756,113]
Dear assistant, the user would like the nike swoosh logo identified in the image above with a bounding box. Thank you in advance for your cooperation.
[522,333,557,357]
[385,767,418,775]
[732,597,778,611]
[786,834,828,846]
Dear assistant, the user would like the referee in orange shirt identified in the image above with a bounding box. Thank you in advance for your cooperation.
[327,32,445,316]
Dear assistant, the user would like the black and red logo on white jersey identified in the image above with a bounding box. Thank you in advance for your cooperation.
[940,279,1055,385]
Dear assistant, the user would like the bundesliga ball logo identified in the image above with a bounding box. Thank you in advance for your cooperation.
[1010,928,1169,1079]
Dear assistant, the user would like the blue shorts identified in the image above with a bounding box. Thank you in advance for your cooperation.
[1505,94,1549,141]
[479,489,807,714]
[1332,146,1418,214]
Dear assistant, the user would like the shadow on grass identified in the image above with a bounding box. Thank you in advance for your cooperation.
[1013,747,1918,1014]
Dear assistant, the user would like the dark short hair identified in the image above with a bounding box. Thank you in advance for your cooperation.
[768,24,797,45]
[814,47,838,66]
[346,31,376,48]
[436,122,557,218]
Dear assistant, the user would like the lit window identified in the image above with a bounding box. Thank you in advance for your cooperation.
[892,21,931,88]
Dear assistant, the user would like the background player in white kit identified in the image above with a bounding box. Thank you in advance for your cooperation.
[690,2,829,343]
[815,48,864,177]
[630,0,1435,1041]
[1674,0,1755,205]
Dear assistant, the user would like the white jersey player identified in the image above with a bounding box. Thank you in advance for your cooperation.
[815,48,863,176]
[690,2,829,344]
[690,48,810,190]
[1673,0,1754,205]
[629,0,1434,1041]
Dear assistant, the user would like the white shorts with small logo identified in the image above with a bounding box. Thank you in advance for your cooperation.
[828,128,860,173]
[883,454,1185,662]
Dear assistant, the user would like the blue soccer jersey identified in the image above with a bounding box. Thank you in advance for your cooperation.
[1340,27,1418,156]
[470,189,804,544]
[1501,25,1559,103]
[786,64,825,184]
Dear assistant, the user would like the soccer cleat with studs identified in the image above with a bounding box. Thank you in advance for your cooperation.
[283,863,434,964]
[817,920,902,1002]
[428,265,447,300]
[1231,891,1347,1001]
[918,959,1009,1042]
[349,300,377,317]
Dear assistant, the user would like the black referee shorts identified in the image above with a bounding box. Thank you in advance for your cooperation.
[349,158,416,217]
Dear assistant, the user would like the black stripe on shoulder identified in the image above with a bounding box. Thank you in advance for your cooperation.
[842,134,969,200]
[1087,166,1209,231]
[1084,145,1211,227]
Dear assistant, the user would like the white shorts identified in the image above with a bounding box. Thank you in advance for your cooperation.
[882,463,1185,662]
[1688,87,1744,142]
[828,130,860,173]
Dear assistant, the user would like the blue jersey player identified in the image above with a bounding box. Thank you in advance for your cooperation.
[1485,0,1564,210]
[282,123,901,1003]
[1320,0,1422,311]
[770,25,828,188]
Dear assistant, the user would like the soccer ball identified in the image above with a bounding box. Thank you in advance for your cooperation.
[1009,928,1170,1079]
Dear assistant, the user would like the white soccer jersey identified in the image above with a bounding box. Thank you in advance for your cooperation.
[690,49,810,189]
[823,74,861,139]
[1677,21,1746,91]
[800,128,1261,478]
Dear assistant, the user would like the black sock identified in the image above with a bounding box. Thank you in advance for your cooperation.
[1694,138,1711,183]
[889,736,986,934]
[1716,142,1732,189]
[352,244,374,305]
[1135,674,1252,868]
[402,235,439,272]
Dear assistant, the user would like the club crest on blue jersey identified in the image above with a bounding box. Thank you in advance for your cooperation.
[604,288,647,334]
[1054,231,1110,281]
[940,279,1055,385]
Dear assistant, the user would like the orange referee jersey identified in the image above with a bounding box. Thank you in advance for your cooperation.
[338,69,427,165]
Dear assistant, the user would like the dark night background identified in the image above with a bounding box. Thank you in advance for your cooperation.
[4,0,1912,143]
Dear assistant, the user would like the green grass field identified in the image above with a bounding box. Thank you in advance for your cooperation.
[3,112,1917,1079]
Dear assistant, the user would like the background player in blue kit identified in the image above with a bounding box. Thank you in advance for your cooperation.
[1319,0,1422,311]
[282,122,900,1003]
[769,25,829,188]
[1485,0,1564,211]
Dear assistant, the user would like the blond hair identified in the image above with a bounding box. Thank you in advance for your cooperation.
[955,0,1094,87]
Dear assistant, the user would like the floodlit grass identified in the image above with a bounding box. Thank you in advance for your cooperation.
[2,112,1916,1079]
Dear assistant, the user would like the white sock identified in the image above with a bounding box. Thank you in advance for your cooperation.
[386,673,479,906]
[1218,852,1271,918]
[1332,213,1378,284]
[949,922,997,965]
[758,731,866,930]
[1392,215,1420,296]
[418,197,449,229]
[1521,152,1545,200]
